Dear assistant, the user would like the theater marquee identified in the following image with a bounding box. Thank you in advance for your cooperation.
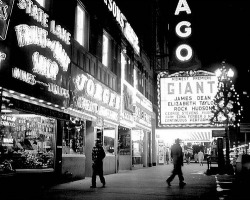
[158,70,218,127]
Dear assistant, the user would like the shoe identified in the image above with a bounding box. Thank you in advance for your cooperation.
[166,180,171,186]
[90,185,96,188]
[102,183,106,188]
[179,182,186,187]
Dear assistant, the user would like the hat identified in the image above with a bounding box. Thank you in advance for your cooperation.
[95,139,101,143]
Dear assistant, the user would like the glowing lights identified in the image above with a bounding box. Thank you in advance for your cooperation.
[0,51,6,64]
[210,62,242,127]
[174,0,193,63]
[0,1,8,20]
[175,0,191,15]
[175,44,193,62]
[158,70,218,127]
[175,21,191,38]
[103,0,140,54]
[50,20,71,45]
[17,0,49,27]
[32,51,59,80]
[14,24,70,72]
[73,73,120,110]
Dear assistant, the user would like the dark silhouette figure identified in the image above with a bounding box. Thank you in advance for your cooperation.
[90,139,106,188]
[166,138,186,187]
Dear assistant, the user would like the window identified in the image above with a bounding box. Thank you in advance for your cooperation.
[75,4,89,49]
[36,0,45,7]
[102,34,109,67]
[103,129,115,155]
[0,110,56,171]
[62,118,85,155]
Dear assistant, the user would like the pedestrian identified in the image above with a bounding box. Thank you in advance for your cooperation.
[90,139,106,188]
[198,150,204,166]
[166,149,170,165]
[166,138,186,187]
[186,151,191,164]
[194,152,198,163]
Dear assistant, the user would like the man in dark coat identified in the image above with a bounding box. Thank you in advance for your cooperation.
[90,139,106,188]
[166,138,186,187]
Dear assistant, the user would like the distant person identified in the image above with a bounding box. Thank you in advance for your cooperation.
[198,150,204,166]
[166,149,170,165]
[90,139,106,188]
[186,151,191,164]
[194,152,198,163]
[166,138,186,187]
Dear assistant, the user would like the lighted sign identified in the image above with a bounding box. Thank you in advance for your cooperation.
[158,71,218,127]
[12,67,70,98]
[0,0,14,40]
[3,0,71,107]
[174,0,193,63]
[103,0,140,54]
[0,51,6,64]
[73,72,120,110]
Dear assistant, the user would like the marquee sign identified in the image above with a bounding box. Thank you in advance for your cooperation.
[158,70,218,127]
[0,0,71,107]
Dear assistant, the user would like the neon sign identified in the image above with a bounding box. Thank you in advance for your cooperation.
[15,24,70,72]
[74,73,120,110]
[174,0,193,62]
[0,0,8,20]
[12,67,69,98]
[103,0,140,54]
[0,0,14,40]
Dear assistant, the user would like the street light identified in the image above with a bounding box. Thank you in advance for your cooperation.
[214,61,236,171]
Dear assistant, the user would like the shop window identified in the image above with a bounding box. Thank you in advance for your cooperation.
[75,4,89,49]
[103,129,115,155]
[62,118,85,155]
[131,130,143,165]
[118,129,131,155]
[0,108,56,172]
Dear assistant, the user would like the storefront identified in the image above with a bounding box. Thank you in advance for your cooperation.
[133,92,153,168]
[0,0,71,177]
[68,64,120,177]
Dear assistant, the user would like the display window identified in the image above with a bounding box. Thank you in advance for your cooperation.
[103,129,115,155]
[62,117,85,155]
[0,108,56,173]
[131,130,143,165]
[118,129,131,155]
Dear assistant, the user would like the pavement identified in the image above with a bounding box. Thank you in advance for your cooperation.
[2,162,249,200]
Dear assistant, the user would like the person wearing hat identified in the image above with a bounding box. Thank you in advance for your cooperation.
[166,138,186,187]
[90,139,106,188]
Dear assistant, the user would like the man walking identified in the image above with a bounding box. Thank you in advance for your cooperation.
[166,138,186,187]
[90,139,106,188]
[198,150,204,166]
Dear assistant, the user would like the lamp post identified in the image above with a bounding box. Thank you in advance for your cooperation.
[214,61,235,170]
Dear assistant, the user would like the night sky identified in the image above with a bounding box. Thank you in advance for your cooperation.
[115,0,250,91]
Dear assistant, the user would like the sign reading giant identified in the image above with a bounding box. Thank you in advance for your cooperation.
[158,70,218,127]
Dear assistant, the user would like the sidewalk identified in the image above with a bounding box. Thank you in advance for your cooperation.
[2,163,221,200]
[40,163,218,200]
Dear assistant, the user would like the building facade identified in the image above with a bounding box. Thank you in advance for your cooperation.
[0,0,156,181]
